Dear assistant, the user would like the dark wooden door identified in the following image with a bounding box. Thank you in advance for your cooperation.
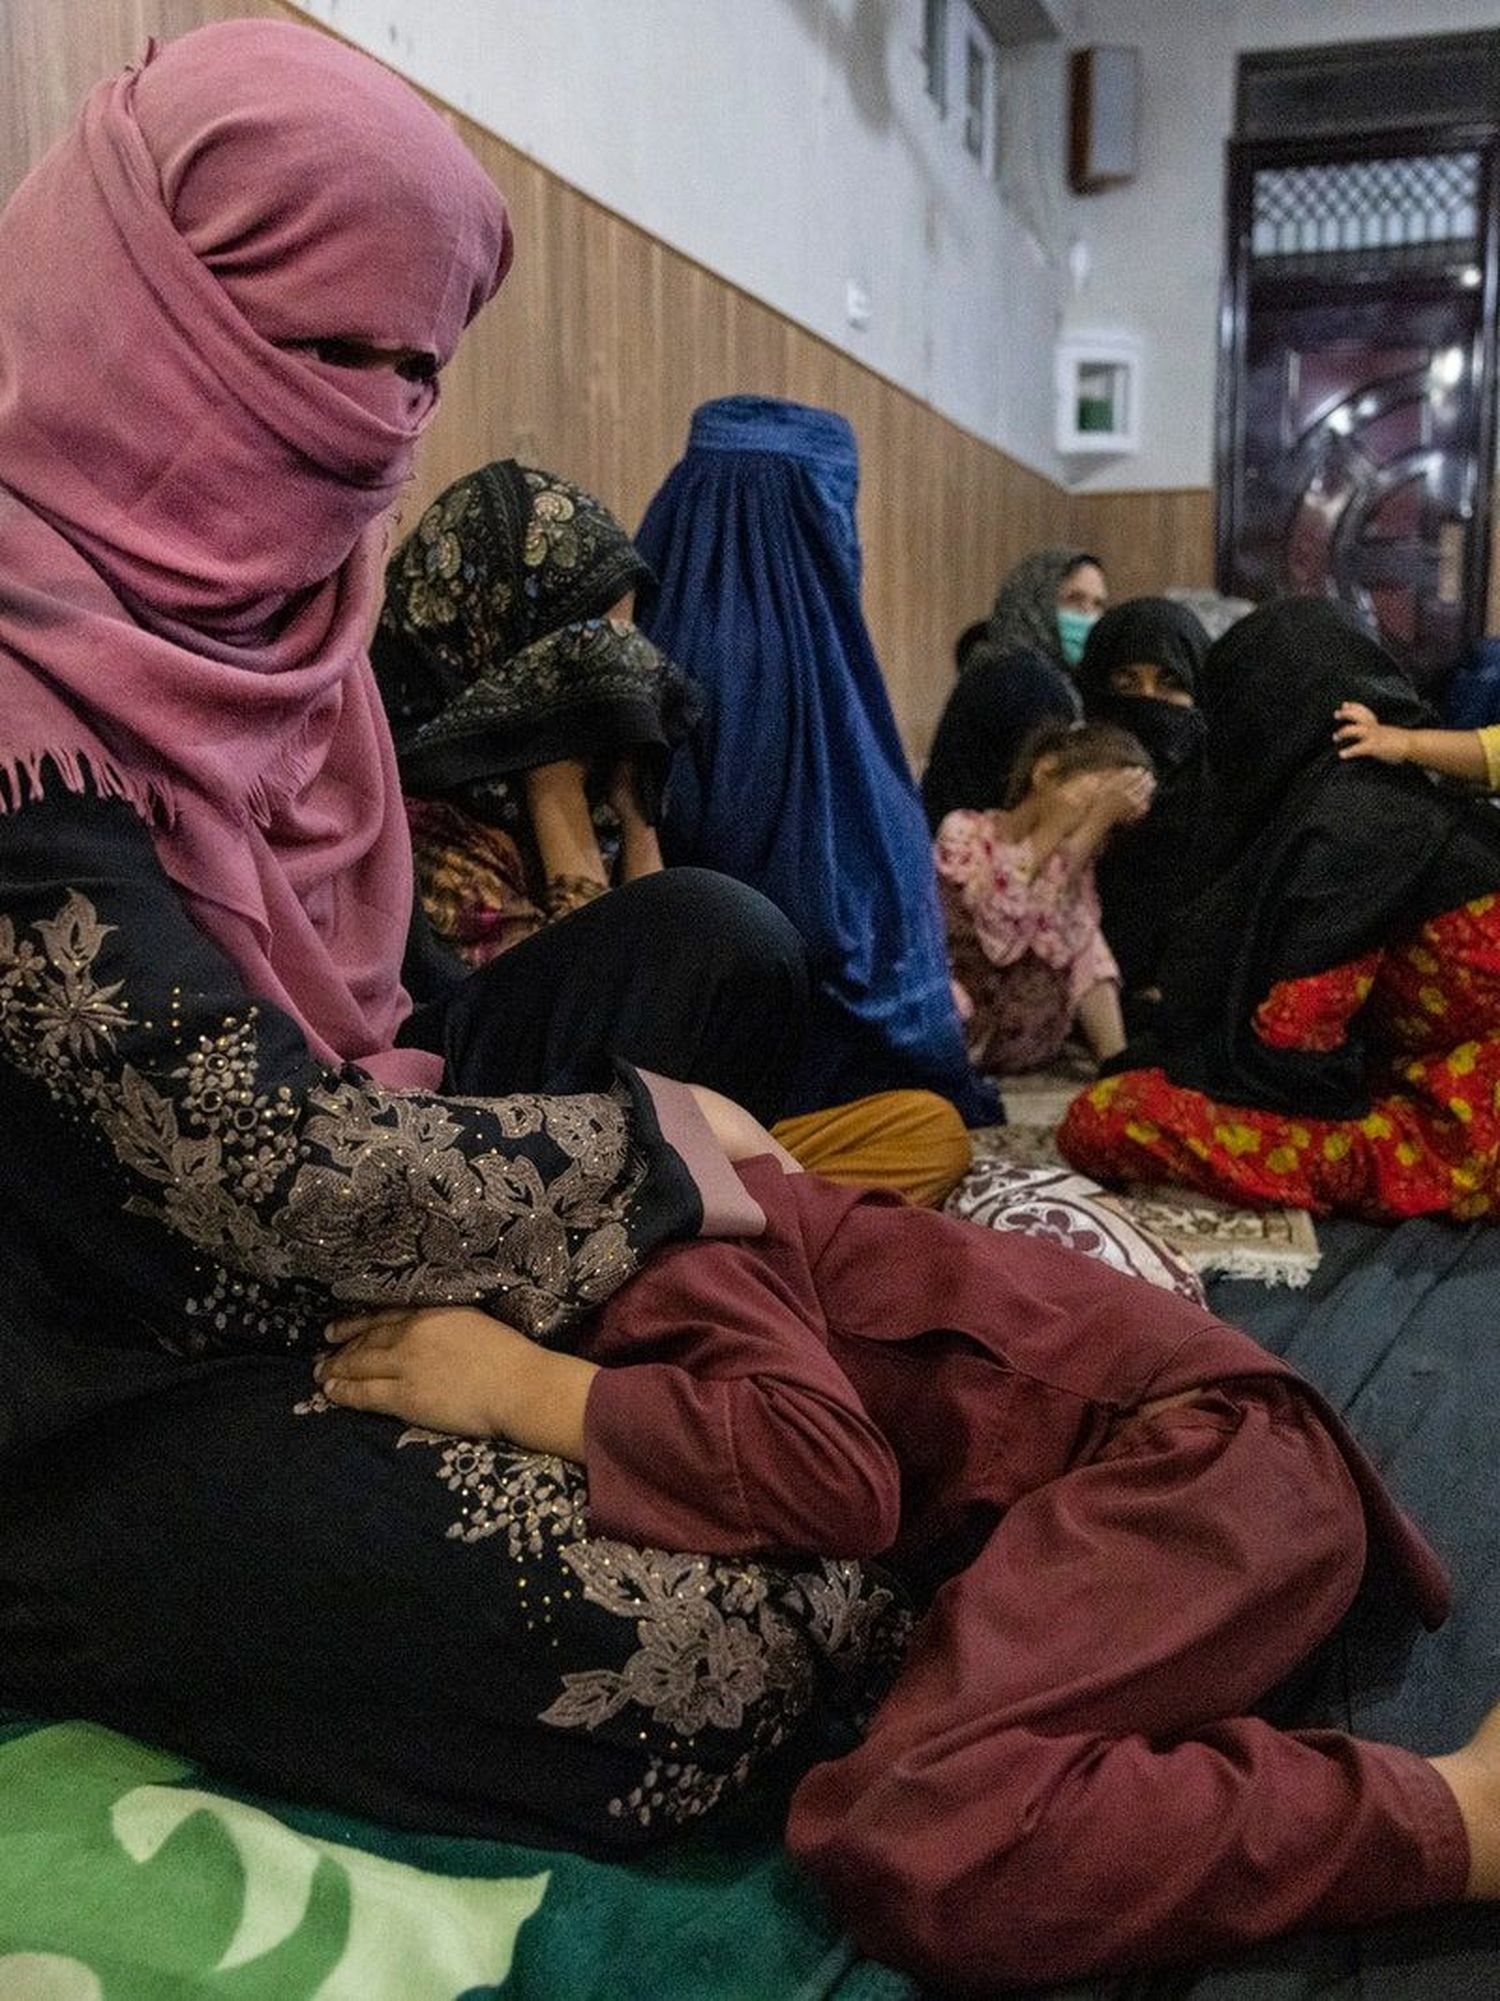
[1219,134,1499,687]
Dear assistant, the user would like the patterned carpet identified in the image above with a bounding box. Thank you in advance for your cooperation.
[971,1075,1322,1290]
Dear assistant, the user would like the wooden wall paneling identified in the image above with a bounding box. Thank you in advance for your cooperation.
[1066,487,1217,602]
[783,325,845,417]
[1,0,246,203]
[601,223,667,524]
[724,291,790,416]
[1073,490,1500,657]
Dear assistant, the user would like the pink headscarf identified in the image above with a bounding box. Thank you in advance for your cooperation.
[0,20,511,1086]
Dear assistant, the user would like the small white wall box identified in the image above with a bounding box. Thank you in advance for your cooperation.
[1055,332,1141,454]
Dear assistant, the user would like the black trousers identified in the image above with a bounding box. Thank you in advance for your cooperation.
[404,866,810,1124]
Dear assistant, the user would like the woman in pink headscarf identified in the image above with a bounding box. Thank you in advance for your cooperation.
[0,19,873,1848]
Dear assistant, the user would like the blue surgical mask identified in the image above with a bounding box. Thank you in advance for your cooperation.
[1056,607,1098,668]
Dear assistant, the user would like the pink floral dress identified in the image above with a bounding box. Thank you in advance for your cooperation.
[935,809,1118,1074]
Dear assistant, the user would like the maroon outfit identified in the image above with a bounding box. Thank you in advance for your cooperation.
[579,1158,1467,1990]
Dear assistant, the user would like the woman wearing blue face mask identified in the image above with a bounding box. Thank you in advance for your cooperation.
[998,547,1110,671]
[921,549,1108,831]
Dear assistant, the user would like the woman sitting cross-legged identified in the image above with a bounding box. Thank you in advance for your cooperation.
[0,18,889,1856]
[1060,598,1500,1221]
[635,394,997,1131]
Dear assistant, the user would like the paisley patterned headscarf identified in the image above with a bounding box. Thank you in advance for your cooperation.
[373,460,701,847]
[0,22,510,1086]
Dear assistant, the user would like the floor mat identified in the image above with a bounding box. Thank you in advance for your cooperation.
[971,1119,1322,1288]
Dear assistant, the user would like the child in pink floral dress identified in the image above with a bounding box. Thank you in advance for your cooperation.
[935,721,1154,1073]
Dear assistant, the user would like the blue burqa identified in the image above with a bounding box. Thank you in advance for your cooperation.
[635,396,996,1123]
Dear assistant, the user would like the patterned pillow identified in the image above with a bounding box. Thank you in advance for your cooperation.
[945,1157,1206,1304]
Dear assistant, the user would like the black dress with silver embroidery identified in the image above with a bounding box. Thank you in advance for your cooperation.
[0,786,697,1358]
[0,784,905,1850]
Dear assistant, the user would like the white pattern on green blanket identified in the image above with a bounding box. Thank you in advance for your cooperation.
[0,1724,548,1997]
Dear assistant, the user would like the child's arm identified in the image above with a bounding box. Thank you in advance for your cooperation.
[1334,702,1492,785]
[578,1231,901,1559]
[316,1242,902,1561]
[687,1082,802,1173]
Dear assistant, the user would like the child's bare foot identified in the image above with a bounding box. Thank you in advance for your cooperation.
[1429,1697,1500,1897]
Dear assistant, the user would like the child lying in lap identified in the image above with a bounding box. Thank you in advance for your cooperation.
[316,1095,1500,1994]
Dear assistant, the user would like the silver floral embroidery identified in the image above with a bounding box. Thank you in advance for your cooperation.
[0,895,130,1099]
[0,888,648,1343]
[540,1540,803,1738]
[396,1427,590,1553]
[609,1750,758,1830]
[388,1427,909,1831]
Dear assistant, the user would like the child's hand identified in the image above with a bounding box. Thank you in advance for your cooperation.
[1104,767,1156,824]
[1083,766,1154,828]
[316,1306,594,1455]
[950,976,975,1024]
[1041,769,1107,833]
[1334,701,1408,764]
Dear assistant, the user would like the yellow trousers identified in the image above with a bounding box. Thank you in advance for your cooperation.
[773,1090,973,1209]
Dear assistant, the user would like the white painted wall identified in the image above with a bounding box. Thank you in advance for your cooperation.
[1061,0,1500,492]
[298,0,1499,494]
[296,0,1074,477]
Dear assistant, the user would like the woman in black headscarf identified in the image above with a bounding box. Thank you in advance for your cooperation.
[1075,597,1210,1025]
[1061,598,1500,1221]
[919,549,1104,830]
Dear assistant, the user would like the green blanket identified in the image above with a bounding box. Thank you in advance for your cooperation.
[0,1717,913,2000]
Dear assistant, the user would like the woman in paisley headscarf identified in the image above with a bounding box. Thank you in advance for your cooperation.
[374,458,702,958]
[920,548,1105,830]
[1061,599,1500,1220]
[1074,596,1211,1026]
[0,20,901,1860]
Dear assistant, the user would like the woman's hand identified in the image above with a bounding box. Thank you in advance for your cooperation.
[525,757,610,912]
[316,1306,597,1458]
[1334,701,1409,764]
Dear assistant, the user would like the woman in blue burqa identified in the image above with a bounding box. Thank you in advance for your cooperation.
[635,396,996,1124]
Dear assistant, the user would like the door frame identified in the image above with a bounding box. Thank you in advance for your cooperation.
[1216,122,1500,664]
